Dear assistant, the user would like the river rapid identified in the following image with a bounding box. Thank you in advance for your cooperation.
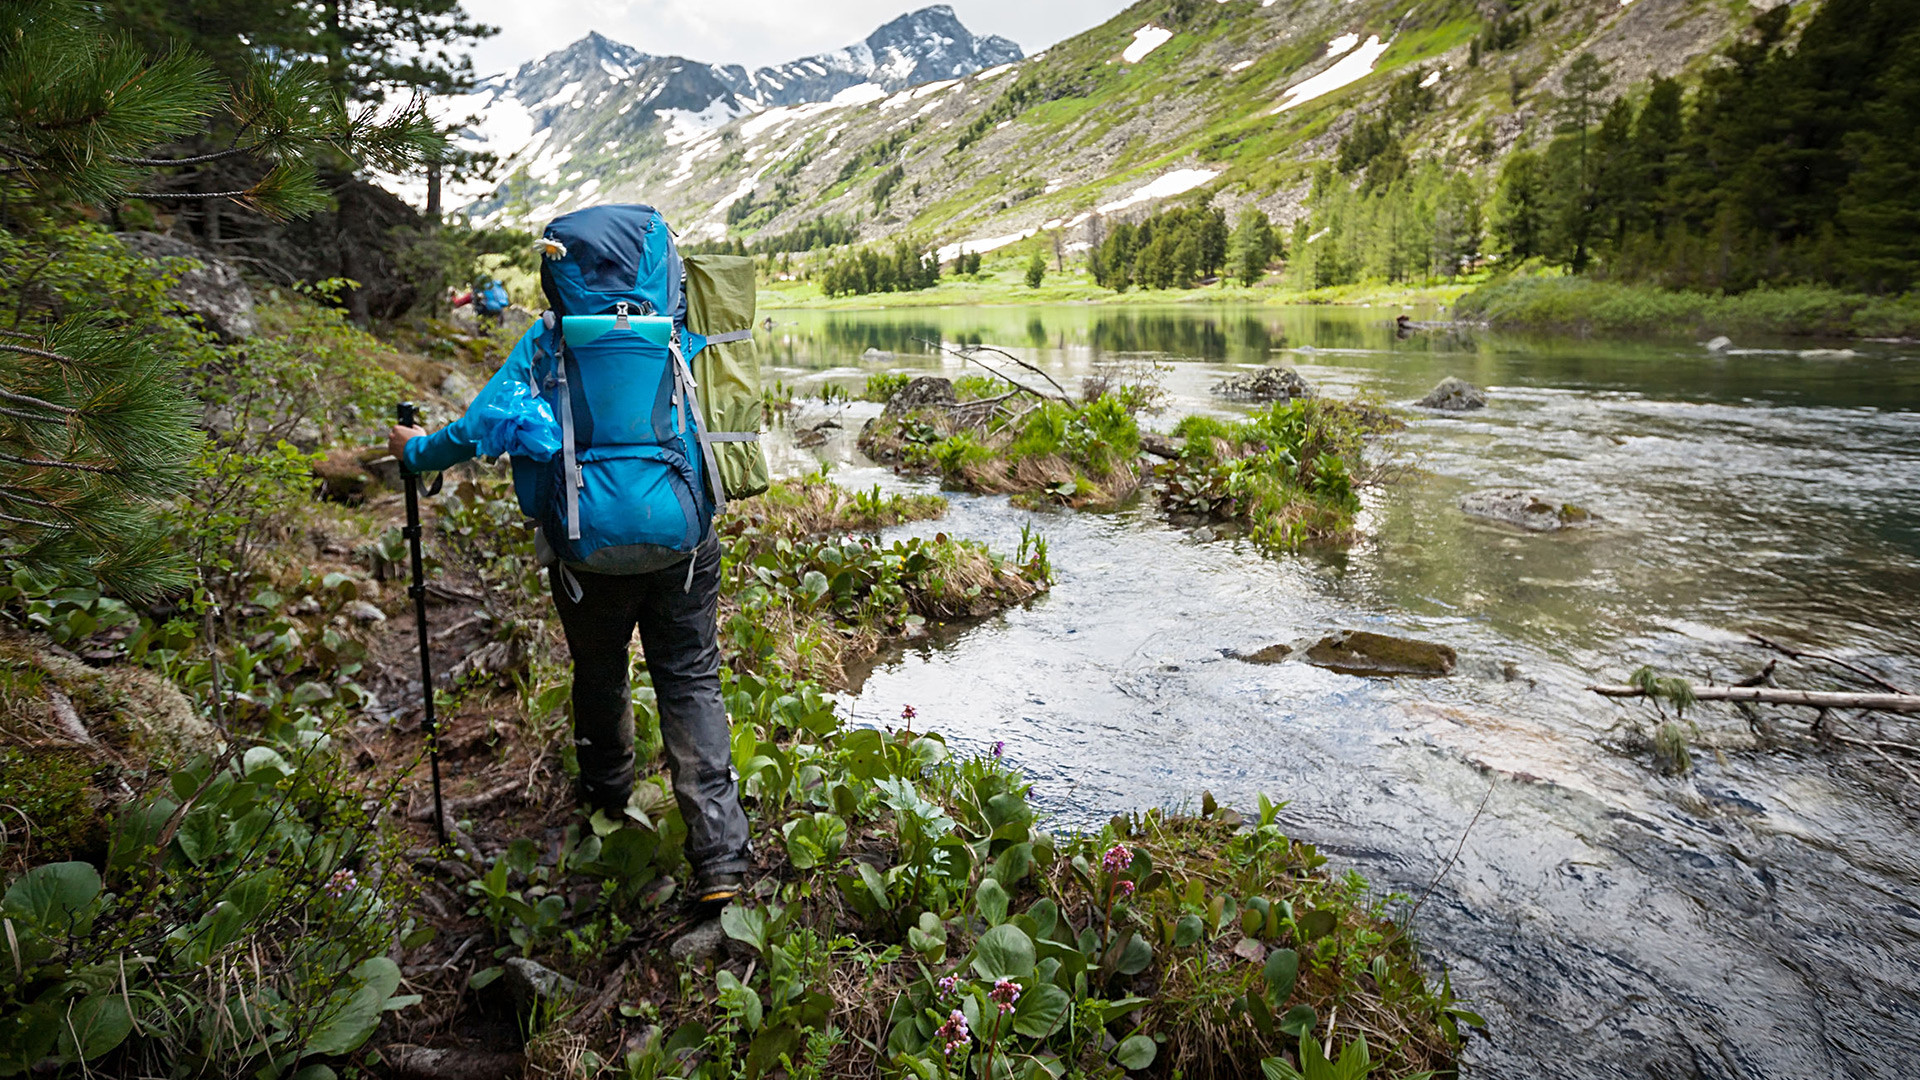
[758,304,1920,1079]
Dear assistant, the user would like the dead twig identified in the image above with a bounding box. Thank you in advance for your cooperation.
[1747,633,1908,695]
[408,779,523,822]
[1588,683,1920,714]
[914,337,1071,403]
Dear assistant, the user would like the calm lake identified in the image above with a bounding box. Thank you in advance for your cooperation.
[759,303,1920,1080]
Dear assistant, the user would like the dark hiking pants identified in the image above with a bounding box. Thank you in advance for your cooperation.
[549,537,751,876]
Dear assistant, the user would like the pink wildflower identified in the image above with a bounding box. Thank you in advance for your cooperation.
[992,740,1005,758]
[901,704,918,723]
[1118,879,1136,898]
[936,1008,970,1054]
[323,869,357,898]
[938,974,961,995]
[990,978,1021,1013]
[1101,843,1133,876]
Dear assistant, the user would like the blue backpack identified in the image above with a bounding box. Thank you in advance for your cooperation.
[515,205,757,582]
[475,278,511,315]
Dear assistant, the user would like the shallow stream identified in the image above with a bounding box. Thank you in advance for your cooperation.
[760,304,1920,1079]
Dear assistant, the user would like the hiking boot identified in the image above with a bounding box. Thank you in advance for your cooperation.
[691,869,743,907]
[578,784,631,821]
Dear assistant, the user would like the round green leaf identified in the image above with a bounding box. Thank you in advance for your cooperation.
[1115,932,1153,976]
[976,878,1010,927]
[1277,1003,1318,1038]
[970,923,1035,980]
[1173,913,1204,949]
[1113,1034,1157,1070]
[1011,982,1071,1038]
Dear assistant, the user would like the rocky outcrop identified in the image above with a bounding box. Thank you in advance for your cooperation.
[118,232,256,341]
[882,375,957,415]
[1415,377,1487,411]
[503,957,582,1011]
[1459,490,1595,532]
[1213,366,1312,402]
[1304,630,1456,677]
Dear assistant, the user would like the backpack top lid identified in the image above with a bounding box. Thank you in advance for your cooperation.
[539,204,682,321]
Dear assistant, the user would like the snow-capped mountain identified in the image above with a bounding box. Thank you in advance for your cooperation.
[445,6,1020,218]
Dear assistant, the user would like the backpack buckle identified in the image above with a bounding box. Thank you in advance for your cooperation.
[614,302,630,331]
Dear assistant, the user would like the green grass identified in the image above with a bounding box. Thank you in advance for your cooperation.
[1455,275,1920,338]
[762,264,1473,311]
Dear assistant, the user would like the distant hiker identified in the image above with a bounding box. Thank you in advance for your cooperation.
[390,205,770,906]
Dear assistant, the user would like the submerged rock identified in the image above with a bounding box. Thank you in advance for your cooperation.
[1798,348,1857,360]
[1305,630,1456,677]
[119,232,257,341]
[1459,490,1596,532]
[1212,366,1313,402]
[882,375,956,415]
[1415,376,1487,411]
[1229,643,1293,665]
[1704,335,1734,352]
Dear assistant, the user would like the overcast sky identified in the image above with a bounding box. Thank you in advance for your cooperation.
[459,0,1134,78]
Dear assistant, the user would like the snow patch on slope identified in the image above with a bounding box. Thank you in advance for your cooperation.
[1096,168,1220,214]
[1123,25,1174,64]
[1276,35,1389,112]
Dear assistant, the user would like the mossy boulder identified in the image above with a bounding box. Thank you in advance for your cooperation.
[1304,630,1457,677]
[1212,366,1312,402]
[1416,377,1487,411]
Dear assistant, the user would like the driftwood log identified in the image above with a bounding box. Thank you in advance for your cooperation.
[1588,684,1920,713]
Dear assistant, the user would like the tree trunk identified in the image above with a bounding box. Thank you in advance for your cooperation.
[425,160,442,222]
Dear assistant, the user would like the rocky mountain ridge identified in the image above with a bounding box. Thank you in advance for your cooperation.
[459,0,1785,257]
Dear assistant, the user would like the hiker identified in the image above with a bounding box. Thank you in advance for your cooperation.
[387,205,767,906]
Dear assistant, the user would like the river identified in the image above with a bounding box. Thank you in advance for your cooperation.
[757,303,1920,1079]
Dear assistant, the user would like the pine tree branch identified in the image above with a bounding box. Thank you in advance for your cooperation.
[0,510,62,529]
[0,388,78,416]
[0,341,78,366]
[0,454,117,475]
[111,149,245,166]
[125,188,258,201]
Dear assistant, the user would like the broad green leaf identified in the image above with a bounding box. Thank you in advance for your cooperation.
[721,904,768,952]
[242,746,291,779]
[1277,1004,1318,1038]
[1296,908,1337,941]
[1113,1034,1157,1070]
[1174,913,1204,949]
[1010,983,1070,1038]
[857,862,891,911]
[468,966,504,989]
[991,842,1034,887]
[56,995,131,1061]
[1115,932,1153,976]
[1261,1057,1305,1080]
[175,805,224,866]
[970,923,1035,980]
[1263,948,1300,1004]
[975,878,1010,927]
[2,862,101,931]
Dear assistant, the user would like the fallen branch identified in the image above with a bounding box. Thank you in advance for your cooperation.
[915,338,1071,404]
[409,779,522,822]
[1589,683,1920,713]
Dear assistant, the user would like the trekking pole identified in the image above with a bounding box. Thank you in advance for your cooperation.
[396,401,447,844]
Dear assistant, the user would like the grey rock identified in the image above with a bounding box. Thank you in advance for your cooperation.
[1704,335,1733,352]
[385,1044,525,1080]
[1305,630,1456,677]
[1459,489,1596,532]
[882,375,956,416]
[1415,376,1487,411]
[440,370,481,408]
[118,232,256,341]
[669,917,727,963]
[1798,348,1856,360]
[343,600,387,624]
[289,417,324,452]
[1212,366,1312,402]
[503,957,582,1012]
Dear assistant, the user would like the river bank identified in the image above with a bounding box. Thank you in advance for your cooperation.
[1454,275,1920,340]
[759,265,1469,313]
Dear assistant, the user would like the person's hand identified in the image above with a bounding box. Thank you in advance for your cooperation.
[388,424,426,461]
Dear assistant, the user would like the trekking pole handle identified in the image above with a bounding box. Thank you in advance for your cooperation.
[396,400,420,428]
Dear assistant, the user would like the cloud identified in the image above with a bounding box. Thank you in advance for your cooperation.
[460,0,1131,77]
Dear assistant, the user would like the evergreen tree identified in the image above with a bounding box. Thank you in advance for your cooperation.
[1229,208,1276,285]
[1491,150,1550,262]
[1025,253,1046,289]
[1550,53,1613,272]
[0,0,437,596]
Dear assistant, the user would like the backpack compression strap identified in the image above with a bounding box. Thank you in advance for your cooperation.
[543,312,584,541]
[668,332,730,515]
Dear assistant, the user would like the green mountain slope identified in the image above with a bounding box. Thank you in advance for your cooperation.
[473,0,1772,253]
